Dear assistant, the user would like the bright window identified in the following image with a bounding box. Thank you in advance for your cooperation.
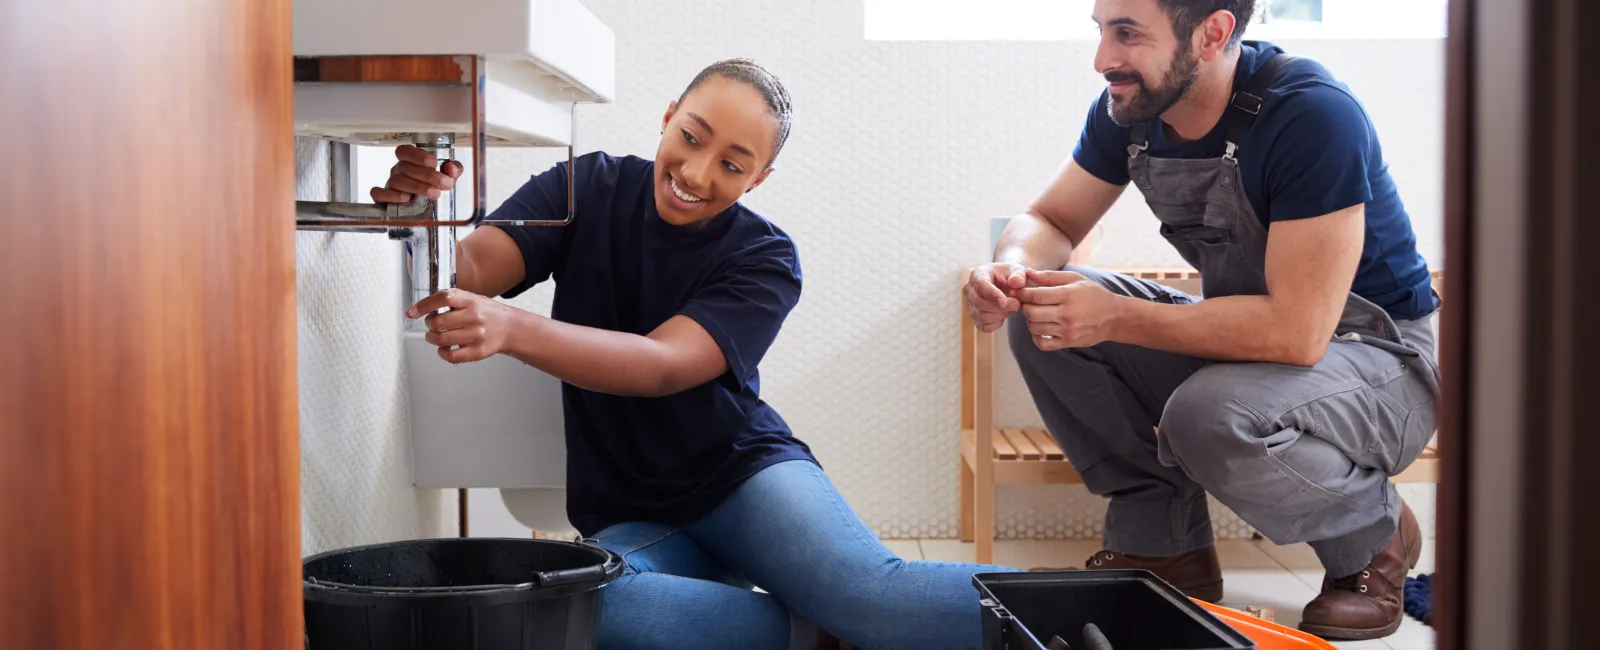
[862,0,1448,41]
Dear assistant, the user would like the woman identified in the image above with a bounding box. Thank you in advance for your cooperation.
[381,58,1018,650]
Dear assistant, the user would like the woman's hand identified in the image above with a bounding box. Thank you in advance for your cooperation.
[372,144,463,203]
[406,289,519,364]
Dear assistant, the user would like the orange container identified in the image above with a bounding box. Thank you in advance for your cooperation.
[1192,599,1339,650]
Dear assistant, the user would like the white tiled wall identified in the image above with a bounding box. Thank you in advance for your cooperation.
[295,138,458,555]
[296,1,1444,543]
[475,0,1444,540]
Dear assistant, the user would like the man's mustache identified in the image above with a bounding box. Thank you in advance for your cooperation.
[1104,70,1143,85]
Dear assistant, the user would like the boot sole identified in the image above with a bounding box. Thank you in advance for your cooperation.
[1299,614,1404,641]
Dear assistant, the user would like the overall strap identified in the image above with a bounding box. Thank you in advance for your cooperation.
[1128,120,1151,159]
[1222,52,1294,159]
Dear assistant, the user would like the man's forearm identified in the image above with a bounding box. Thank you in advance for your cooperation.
[503,310,675,397]
[1113,295,1330,366]
[994,212,1076,270]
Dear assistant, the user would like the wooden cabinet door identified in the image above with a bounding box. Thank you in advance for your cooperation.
[0,0,301,648]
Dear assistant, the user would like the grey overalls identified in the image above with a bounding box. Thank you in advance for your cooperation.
[1008,54,1441,577]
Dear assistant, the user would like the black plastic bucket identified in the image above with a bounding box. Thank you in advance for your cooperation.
[973,569,1256,650]
[302,537,624,650]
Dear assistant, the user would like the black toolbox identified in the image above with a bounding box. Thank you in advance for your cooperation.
[973,570,1256,650]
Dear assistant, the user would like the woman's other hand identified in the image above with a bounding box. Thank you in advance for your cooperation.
[407,289,518,364]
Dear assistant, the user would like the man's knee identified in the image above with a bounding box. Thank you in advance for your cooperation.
[1005,309,1040,360]
[1054,263,1121,288]
[1158,368,1263,487]
[1006,311,1105,379]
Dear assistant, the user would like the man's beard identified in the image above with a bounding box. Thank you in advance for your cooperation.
[1104,42,1202,127]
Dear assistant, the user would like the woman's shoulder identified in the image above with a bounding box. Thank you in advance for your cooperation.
[568,151,654,185]
[720,205,800,274]
[725,203,793,244]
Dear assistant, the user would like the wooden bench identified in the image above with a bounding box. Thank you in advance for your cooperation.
[957,267,1444,564]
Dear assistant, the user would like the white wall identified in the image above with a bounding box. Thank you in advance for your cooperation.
[468,0,1444,541]
[295,138,458,555]
[297,0,1444,543]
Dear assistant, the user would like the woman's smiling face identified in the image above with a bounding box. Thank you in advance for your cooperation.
[652,75,779,228]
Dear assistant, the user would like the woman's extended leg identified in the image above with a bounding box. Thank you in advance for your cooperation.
[684,460,1023,650]
[590,521,822,650]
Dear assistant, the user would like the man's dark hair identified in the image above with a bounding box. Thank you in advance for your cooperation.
[678,58,793,167]
[1160,0,1255,47]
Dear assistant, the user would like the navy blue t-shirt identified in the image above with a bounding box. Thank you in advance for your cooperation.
[1072,41,1438,321]
[488,151,816,536]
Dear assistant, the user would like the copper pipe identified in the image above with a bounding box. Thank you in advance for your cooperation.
[295,55,577,232]
[295,56,488,229]
[482,107,576,227]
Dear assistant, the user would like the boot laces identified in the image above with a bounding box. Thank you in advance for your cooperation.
[1331,569,1373,593]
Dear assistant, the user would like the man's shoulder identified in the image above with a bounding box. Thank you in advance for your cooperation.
[1254,47,1374,138]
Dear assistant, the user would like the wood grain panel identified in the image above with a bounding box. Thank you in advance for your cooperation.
[0,0,300,648]
[301,55,468,83]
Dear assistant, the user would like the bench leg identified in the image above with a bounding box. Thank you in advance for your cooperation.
[974,468,994,564]
[973,328,996,565]
[960,457,975,542]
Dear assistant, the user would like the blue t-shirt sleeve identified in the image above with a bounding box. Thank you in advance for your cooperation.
[486,159,586,299]
[1261,86,1376,221]
[676,237,802,389]
[1070,92,1132,186]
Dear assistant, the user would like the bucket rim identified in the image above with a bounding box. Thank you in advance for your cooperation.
[301,536,624,596]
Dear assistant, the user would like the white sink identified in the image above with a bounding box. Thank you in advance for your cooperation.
[402,330,568,490]
[291,0,615,147]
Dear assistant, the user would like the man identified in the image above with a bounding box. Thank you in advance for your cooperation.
[962,0,1438,641]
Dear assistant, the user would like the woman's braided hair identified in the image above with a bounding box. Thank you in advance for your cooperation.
[678,58,793,167]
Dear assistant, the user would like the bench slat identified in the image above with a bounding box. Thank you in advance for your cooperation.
[1023,428,1065,461]
[1004,428,1042,460]
[990,428,1018,460]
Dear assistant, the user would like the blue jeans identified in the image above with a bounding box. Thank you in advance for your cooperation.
[590,459,1020,650]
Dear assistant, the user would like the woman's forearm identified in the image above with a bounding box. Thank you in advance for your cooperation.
[502,310,677,397]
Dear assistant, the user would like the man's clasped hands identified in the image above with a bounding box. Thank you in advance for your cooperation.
[961,262,1128,352]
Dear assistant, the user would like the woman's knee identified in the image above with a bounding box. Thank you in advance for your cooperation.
[789,559,902,626]
[802,559,987,650]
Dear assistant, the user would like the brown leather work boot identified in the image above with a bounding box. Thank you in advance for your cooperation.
[1031,546,1225,603]
[1299,500,1424,640]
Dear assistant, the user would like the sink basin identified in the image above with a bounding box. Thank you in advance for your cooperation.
[291,0,615,147]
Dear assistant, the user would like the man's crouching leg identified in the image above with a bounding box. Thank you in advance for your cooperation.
[1157,356,1429,640]
[1006,265,1222,602]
